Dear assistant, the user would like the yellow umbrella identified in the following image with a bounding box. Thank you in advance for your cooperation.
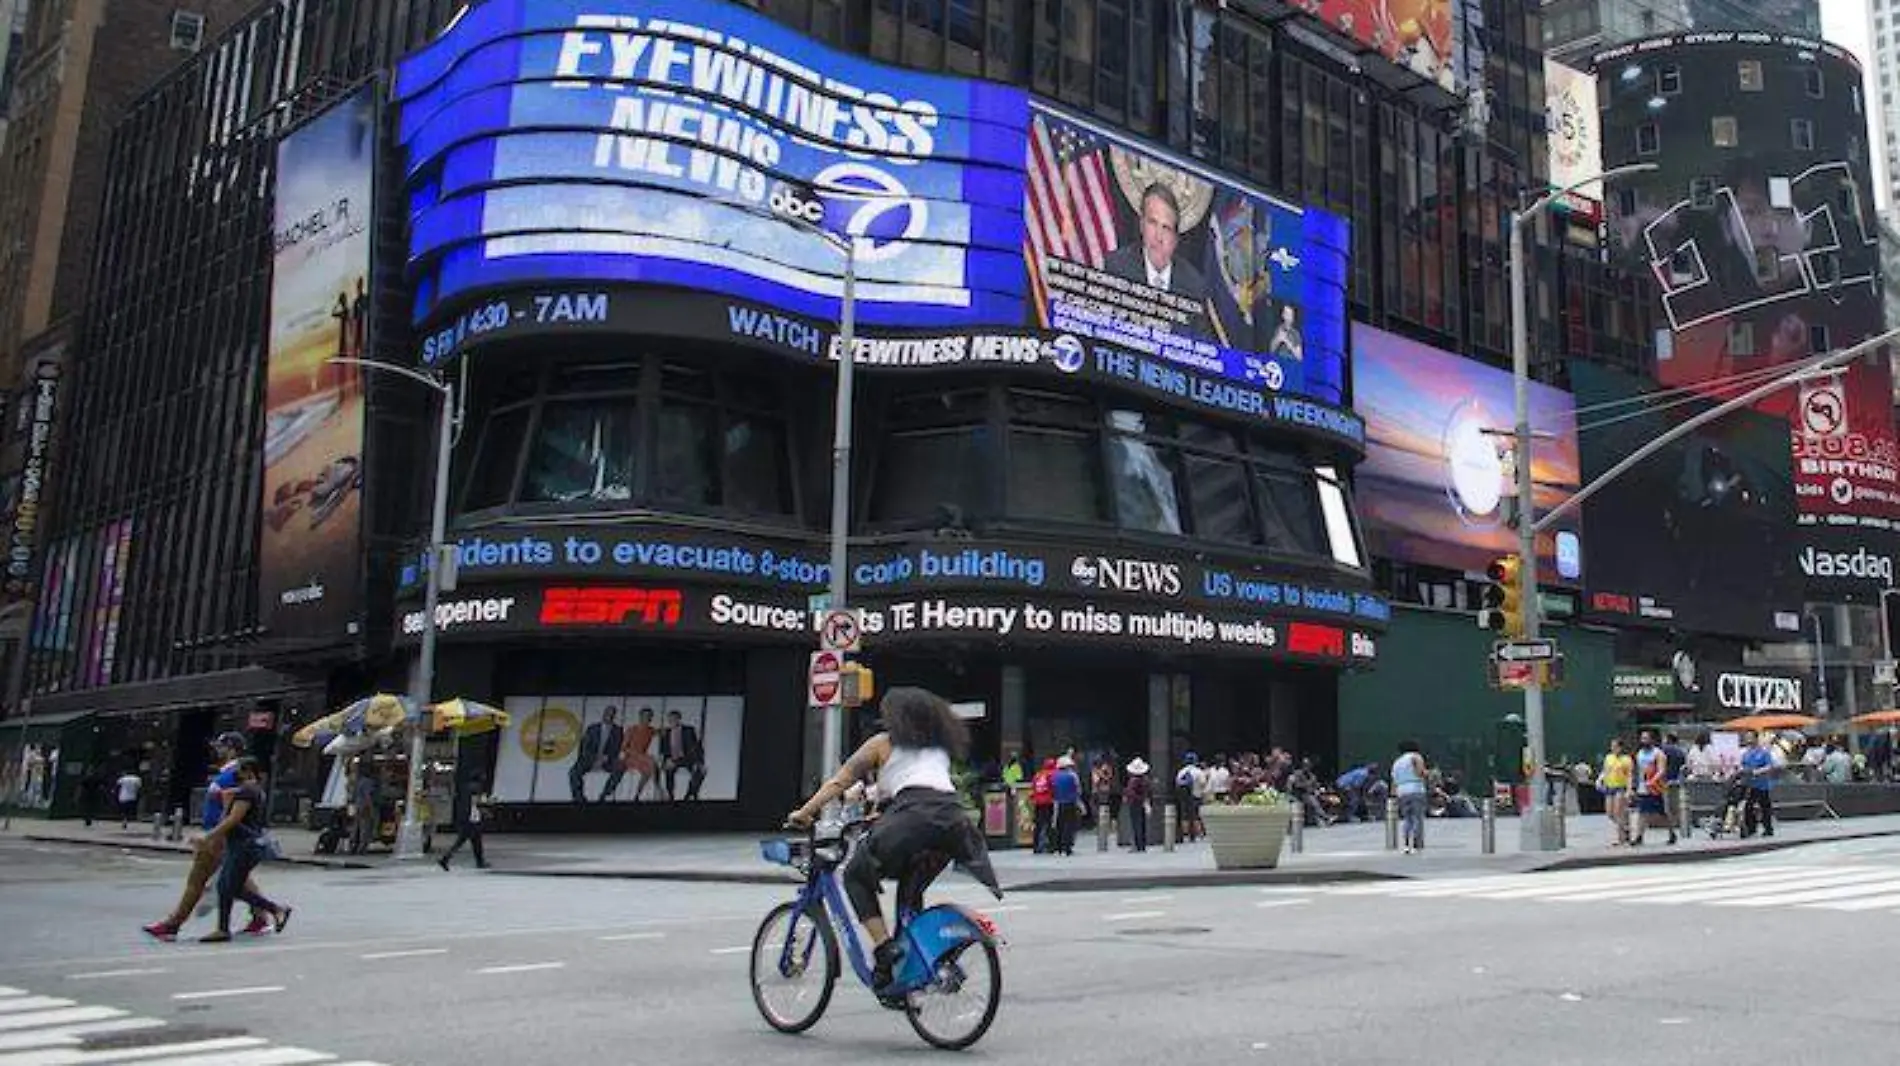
[426,697,512,736]
[289,694,418,749]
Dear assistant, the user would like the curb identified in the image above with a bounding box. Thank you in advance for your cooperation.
[480,864,1403,892]
[21,833,377,872]
[487,867,804,886]
[1524,826,1900,873]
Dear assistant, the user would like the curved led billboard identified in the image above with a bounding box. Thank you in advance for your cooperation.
[392,0,1355,421]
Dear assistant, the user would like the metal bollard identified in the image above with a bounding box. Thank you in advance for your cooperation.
[1481,798,1497,854]
[1163,802,1177,852]
[168,808,186,842]
[1096,809,1110,852]
[1677,785,1693,838]
[1289,808,1304,854]
[151,813,164,840]
[1383,797,1400,850]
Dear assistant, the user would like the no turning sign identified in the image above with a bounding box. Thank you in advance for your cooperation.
[819,608,863,652]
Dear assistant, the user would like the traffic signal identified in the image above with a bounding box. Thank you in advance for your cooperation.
[841,662,876,708]
[1479,556,1524,638]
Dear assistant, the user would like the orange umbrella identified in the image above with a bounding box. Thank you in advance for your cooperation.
[1847,710,1900,728]
[1720,713,1821,733]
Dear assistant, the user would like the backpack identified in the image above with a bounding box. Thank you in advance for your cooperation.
[1176,766,1197,789]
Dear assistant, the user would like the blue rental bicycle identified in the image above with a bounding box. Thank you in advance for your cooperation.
[751,816,1004,1050]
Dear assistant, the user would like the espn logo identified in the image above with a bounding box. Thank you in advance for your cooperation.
[539,587,684,627]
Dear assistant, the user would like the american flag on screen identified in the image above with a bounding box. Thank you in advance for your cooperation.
[1026,115,1121,270]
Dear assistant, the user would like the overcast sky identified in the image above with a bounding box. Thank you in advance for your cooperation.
[1820,0,1886,206]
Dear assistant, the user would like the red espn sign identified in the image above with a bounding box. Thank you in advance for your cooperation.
[539,587,684,627]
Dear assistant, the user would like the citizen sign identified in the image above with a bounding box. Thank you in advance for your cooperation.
[1715,673,1804,712]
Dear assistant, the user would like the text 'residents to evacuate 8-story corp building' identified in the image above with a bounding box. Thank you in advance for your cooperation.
[12,0,1609,829]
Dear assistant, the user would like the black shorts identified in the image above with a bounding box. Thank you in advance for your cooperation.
[1634,793,1666,815]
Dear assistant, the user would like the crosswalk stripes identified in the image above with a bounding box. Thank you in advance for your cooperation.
[0,987,392,1066]
[1325,862,1900,914]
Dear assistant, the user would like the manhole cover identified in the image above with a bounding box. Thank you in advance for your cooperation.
[1116,926,1212,937]
[83,1024,249,1051]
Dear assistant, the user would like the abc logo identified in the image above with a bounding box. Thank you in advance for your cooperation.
[769,183,826,224]
[1070,556,1099,586]
[1047,335,1085,374]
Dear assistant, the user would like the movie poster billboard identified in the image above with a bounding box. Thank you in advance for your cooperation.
[494,694,744,804]
[258,84,375,644]
[1305,1,1460,91]
[1353,326,1583,584]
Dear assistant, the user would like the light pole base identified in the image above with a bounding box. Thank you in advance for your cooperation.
[1518,807,1564,852]
[393,819,428,862]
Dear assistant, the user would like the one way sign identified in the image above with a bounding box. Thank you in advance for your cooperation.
[1494,639,1557,663]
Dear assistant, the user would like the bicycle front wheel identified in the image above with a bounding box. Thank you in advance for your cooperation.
[905,938,1002,1050]
[750,900,838,1034]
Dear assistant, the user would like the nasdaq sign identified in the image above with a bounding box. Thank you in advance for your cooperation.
[394,0,1030,332]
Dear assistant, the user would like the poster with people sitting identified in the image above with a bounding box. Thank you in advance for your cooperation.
[493,694,742,804]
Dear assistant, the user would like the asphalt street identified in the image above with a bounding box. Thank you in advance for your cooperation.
[0,834,1894,1065]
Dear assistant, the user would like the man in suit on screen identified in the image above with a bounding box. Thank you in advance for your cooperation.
[1102,182,1209,304]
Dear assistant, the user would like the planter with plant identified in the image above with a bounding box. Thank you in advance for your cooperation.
[1201,787,1295,869]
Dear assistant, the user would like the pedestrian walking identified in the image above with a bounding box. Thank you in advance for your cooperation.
[114,768,143,829]
[1596,737,1633,846]
[1631,731,1675,846]
[1391,740,1428,854]
[142,733,267,941]
[1051,755,1082,855]
[1175,753,1206,841]
[198,758,291,943]
[1029,758,1056,853]
[1741,731,1778,838]
[1090,758,1114,840]
[1661,732,1687,835]
[1123,758,1151,851]
[438,774,492,870]
[80,765,108,827]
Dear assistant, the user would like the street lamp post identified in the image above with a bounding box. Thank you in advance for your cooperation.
[822,241,858,775]
[1808,611,1830,717]
[1878,589,1899,711]
[1507,162,1657,852]
[328,355,454,862]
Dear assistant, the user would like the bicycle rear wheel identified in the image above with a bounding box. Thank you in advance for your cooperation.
[905,938,1001,1050]
[750,901,838,1034]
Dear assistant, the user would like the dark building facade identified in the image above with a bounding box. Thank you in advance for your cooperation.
[1594,32,1892,719]
[12,0,1612,825]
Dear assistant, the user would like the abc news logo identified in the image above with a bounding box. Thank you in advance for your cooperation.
[1069,555,1183,597]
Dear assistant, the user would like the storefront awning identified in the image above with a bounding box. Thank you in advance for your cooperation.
[0,709,96,736]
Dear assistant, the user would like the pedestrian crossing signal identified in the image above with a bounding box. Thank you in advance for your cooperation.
[841,662,875,708]
[1479,556,1524,638]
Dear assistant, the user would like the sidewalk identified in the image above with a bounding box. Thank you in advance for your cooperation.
[17,810,1900,890]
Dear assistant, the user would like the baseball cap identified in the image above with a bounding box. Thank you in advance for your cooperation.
[214,731,248,753]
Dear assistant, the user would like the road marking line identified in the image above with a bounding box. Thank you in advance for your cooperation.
[475,963,564,975]
[0,1009,126,1033]
[126,1046,334,1066]
[63,970,168,981]
[170,986,286,1001]
[1104,911,1166,922]
[1255,899,1312,909]
[0,1019,165,1054]
[1119,894,1174,905]
[597,933,666,943]
[359,949,447,960]
[0,999,74,1016]
[709,946,751,955]
[0,1035,267,1065]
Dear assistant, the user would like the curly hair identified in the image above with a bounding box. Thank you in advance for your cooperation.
[880,686,968,758]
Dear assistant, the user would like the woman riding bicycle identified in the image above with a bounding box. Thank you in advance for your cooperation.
[786,686,999,991]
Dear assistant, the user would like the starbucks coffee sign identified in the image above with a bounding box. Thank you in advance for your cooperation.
[1613,668,1679,706]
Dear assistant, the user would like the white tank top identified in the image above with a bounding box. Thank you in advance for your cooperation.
[881,744,955,797]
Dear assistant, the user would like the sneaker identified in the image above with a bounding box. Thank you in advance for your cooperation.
[141,921,178,942]
[242,913,272,937]
[872,939,904,992]
[198,930,232,944]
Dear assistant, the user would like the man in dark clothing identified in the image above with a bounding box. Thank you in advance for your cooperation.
[1661,733,1688,838]
[569,706,624,804]
[659,710,706,801]
[438,775,491,870]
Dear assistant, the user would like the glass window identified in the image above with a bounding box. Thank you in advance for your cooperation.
[1255,467,1326,556]
[1806,67,1824,99]
[1657,65,1681,95]
[1810,324,1830,353]
[522,401,636,503]
[1314,466,1363,569]
[1636,123,1660,155]
[1739,60,1763,92]
[723,413,791,515]
[871,427,987,524]
[1728,320,1756,356]
[1008,426,1103,522]
[463,407,528,510]
[1791,118,1815,150]
[1106,420,1183,534]
[1711,116,1737,147]
[655,401,720,506]
[1183,454,1253,543]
